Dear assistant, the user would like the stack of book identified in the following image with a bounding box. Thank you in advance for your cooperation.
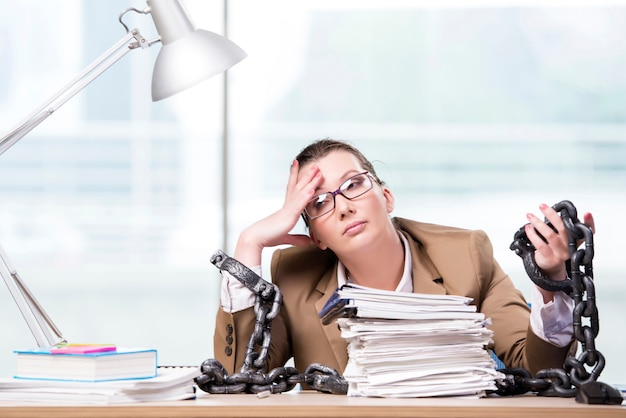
[0,366,201,404]
[12,345,158,382]
[321,284,502,398]
[0,345,200,404]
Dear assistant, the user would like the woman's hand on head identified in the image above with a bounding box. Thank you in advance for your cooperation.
[233,160,323,266]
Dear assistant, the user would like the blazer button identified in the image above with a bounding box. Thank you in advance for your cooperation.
[226,335,233,344]
[226,324,234,334]
[225,346,233,356]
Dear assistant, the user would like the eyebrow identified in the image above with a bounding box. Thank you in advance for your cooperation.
[315,169,363,193]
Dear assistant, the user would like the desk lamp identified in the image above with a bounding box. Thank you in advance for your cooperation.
[0,0,246,347]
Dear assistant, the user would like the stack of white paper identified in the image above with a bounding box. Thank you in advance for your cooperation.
[0,366,201,404]
[335,285,503,398]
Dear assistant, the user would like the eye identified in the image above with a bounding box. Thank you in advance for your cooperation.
[313,194,330,209]
[344,176,363,191]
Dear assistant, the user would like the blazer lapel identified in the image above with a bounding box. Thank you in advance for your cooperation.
[314,263,348,371]
[403,231,447,295]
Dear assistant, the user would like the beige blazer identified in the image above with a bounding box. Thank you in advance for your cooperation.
[214,217,571,378]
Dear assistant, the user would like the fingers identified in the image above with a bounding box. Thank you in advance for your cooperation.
[583,212,595,234]
[285,159,300,194]
[284,161,322,213]
[526,203,563,245]
[286,160,317,193]
[525,203,570,278]
[525,203,594,281]
[540,203,566,235]
[297,162,322,197]
[524,222,547,250]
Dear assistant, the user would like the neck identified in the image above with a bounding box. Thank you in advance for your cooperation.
[341,229,405,291]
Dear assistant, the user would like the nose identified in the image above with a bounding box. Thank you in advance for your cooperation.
[333,192,354,219]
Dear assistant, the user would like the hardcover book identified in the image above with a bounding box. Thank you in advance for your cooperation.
[13,346,158,382]
[0,366,200,404]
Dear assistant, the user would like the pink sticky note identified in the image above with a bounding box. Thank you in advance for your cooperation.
[50,345,117,354]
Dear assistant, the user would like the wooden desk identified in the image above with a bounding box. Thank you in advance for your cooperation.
[0,391,624,418]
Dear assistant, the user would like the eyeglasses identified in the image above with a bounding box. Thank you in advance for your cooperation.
[304,172,374,220]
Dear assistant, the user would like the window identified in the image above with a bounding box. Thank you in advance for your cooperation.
[1,0,624,384]
[227,0,626,384]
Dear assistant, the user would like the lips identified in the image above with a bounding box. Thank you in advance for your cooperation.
[343,221,366,236]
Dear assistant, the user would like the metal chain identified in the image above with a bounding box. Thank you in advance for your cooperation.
[196,201,618,403]
[505,200,620,403]
[195,250,348,395]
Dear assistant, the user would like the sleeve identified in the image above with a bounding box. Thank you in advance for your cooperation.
[214,305,257,374]
[529,286,574,347]
[214,264,261,374]
[214,253,292,375]
[219,266,259,313]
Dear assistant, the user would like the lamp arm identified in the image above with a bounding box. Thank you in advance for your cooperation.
[0,29,149,157]
[0,28,154,347]
[0,243,65,347]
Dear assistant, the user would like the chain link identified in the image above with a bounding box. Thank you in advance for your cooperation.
[195,250,348,395]
[506,200,620,402]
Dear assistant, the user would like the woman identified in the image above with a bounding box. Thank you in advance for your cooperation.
[214,138,594,378]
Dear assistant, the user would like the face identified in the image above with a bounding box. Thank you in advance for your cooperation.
[299,150,395,255]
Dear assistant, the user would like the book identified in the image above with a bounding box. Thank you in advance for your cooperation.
[13,346,158,382]
[0,366,201,404]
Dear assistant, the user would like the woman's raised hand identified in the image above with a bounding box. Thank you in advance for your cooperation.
[525,203,595,302]
[233,160,323,266]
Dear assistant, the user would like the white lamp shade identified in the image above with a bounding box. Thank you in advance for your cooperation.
[151,29,247,101]
[147,0,247,101]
